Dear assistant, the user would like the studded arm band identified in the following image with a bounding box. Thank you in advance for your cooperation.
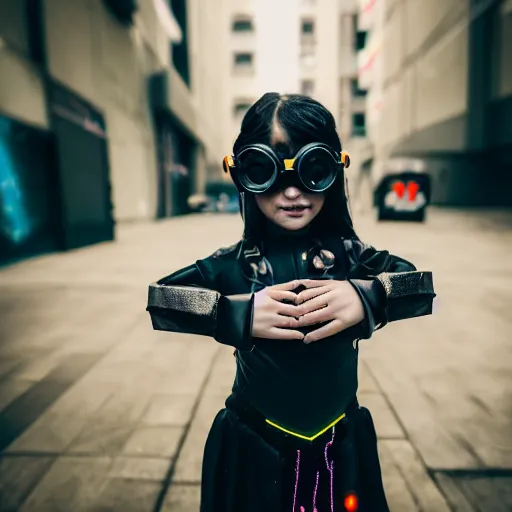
[146,265,255,351]
[374,271,435,323]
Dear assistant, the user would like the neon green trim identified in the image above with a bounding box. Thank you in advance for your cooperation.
[265,412,347,441]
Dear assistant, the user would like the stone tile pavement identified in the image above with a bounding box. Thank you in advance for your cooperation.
[0,209,511,511]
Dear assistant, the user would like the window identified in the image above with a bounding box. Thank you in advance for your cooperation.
[232,17,254,32]
[351,79,367,97]
[233,52,254,74]
[301,80,315,96]
[355,31,367,51]
[352,113,366,137]
[170,0,190,87]
[301,19,315,35]
[103,0,137,26]
[234,53,253,65]
[233,101,252,121]
[301,43,315,57]
[352,14,359,35]
[353,13,367,51]
[300,52,317,68]
[300,19,316,59]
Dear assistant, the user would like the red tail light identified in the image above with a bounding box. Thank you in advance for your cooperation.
[392,180,420,202]
[407,181,419,201]
[391,181,405,198]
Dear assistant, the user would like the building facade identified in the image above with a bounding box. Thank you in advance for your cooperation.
[222,0,369,185]
[358,0,512,206]
[0,0,227,263]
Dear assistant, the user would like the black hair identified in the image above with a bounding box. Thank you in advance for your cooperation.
[234,93,342,156]
[232,92,356,244]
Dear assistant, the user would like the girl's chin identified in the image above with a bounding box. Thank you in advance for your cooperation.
[275,216,313,230]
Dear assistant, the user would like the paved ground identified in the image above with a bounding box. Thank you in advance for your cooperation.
[0,208,511,512]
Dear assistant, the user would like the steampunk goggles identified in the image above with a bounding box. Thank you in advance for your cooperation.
[223,142,351,194]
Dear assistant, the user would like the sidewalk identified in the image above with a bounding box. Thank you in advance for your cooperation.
[1,209,511,511]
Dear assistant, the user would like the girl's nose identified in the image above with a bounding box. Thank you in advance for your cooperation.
[283,186,301,199]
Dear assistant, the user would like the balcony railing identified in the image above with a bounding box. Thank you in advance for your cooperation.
[153,0,182,42]
[357,48,374,89]
[357,0,377,31]
[339,53,358,77]
[338,0,359,14]
[352,125,367,138]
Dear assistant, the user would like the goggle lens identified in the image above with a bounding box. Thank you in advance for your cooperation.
[298,148,337,191]
[233,145,341,193]
[237,149,276,190]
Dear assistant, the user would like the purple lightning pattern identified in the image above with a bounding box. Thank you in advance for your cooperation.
[292,426,337,512]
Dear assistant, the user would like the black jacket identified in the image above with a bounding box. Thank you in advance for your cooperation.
[147,232,435,437]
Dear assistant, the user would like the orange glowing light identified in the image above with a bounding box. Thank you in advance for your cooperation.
[344,493,358,511]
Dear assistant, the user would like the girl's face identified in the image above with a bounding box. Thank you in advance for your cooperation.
[255,186,325,231]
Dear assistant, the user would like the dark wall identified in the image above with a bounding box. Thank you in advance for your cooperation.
[48,81,115,249]
[389,0,512,207]
[155,114,195,218]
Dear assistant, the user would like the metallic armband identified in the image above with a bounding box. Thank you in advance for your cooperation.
[147,283,255,351]
[147,283,221,337]
[375,271,435,322]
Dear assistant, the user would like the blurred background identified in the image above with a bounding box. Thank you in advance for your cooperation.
[1,0,511,262]
[0,0,511,511]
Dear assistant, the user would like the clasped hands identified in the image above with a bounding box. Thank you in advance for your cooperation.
[251,279,365,344]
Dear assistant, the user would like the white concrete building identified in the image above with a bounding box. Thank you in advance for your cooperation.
[221,0,370,173]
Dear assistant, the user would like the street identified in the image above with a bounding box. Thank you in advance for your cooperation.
[0,209,511,511]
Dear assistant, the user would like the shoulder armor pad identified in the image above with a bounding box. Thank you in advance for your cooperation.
[211,242,240,260]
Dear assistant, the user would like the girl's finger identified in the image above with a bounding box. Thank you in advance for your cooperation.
[271,280,300,291]
[268,290,299,303]
[295,286,330,305]
[303,320,344,344]
[274,314,300,329]
[296,279,333,289]
[274,302,300,317]
[296,291,333,316]
[269,328,305,340]
[296,307,334,327]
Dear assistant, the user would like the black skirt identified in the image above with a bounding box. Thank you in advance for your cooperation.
[200,393,390,512]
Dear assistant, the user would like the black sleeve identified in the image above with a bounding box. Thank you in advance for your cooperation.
[146,260,255,351]
[345,241,436,339]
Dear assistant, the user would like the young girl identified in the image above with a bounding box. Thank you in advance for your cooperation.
[147,93,435,512]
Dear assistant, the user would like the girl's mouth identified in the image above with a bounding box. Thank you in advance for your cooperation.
[279,205,310,212]
[279,205,311,217]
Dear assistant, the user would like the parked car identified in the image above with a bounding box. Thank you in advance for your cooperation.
[187,194,221,213]
[216,193,240,213]
[187,190,239,214]
[205,181,239,214]
[374,160,431,222]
